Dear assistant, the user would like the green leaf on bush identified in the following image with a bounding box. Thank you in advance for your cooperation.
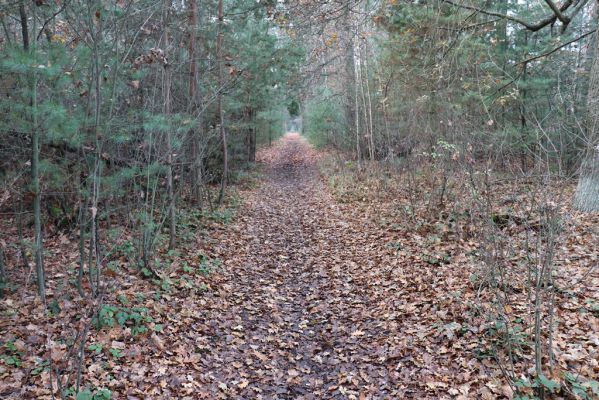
[76,390,93,400]
[537,373,560,393]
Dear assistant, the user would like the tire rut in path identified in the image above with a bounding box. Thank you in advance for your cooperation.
[204,134,395,399]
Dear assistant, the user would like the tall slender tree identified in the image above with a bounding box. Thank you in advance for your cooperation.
[163,0,176,249]
[24,0,46,301]
[217,0,228,205]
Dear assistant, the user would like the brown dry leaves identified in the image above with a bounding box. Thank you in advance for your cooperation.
[0,132,597,399]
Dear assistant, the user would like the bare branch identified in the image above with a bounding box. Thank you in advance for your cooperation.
[439,0,537,30]
[439,0,586,33]
[36,0,69,41]
[542,0,570,24]
[517,29,597,65]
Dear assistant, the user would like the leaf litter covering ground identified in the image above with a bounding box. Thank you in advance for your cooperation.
[0,133,597,399]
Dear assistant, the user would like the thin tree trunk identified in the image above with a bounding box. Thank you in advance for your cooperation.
[520,59,529,171]
[343,4,358,159]
[77,148,87,297]
[356,43,366,148]
[89,0,104,297]
[375,61,392,158]
[19,1,29,51]
[0,245,6,298]
[163,0,176,250]
[188,0,203,205]
[357,41,372,160]
[25,1,46,302]
[188,0,198,104]
[247,106,256,163]
[364,52,375,161]
[16,195,30,269]
[353,37,361,162]
[1,14,12,45]
[251,110,256,162]
[217,0,228,205]
[77,194,86,297]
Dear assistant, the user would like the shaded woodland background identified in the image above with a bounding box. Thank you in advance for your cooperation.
[0,0,598,399]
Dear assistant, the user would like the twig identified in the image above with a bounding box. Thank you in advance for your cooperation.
[516,29,597,65]
[439,0,581,33]
[36,1,69,41]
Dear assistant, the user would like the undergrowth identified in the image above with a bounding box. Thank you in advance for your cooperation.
[317,151,599,400]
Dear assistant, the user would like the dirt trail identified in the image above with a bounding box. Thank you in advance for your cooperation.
[198,133,400,399]
[95,133,599,399]
[2,131,596,399]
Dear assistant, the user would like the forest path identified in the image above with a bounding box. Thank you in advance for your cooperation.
[196,133,402,399]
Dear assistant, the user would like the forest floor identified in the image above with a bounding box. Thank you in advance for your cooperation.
[1,133,598,399]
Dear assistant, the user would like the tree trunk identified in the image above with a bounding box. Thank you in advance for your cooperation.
[357,40,374,161]
[77,192,86,296]
[375,61,392,158]
[268,124,272,146]
[24,1,46,302]
[574,147,599,212]
[188,0,204,205]
[354,51,360,161]
[89,0,105,298]
[247,107,256,163]
[163,0,176,250]
[0,245,6,298]
[574,31,599,212]
[343,4,358,159]
[19,1,29,50]
[364,48,375,161]
[188,0,198,104]
[217,0,228,205]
